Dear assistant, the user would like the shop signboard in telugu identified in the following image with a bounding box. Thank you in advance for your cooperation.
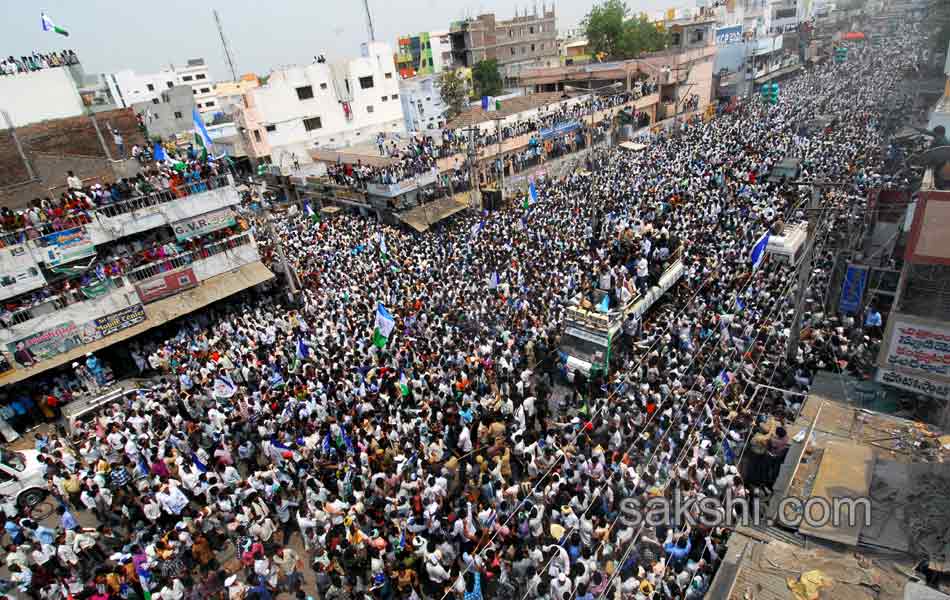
[716,25,743,45]
[838,264,869,315]
[134,268,199,304]
[0,244,47,301]
[876,368,950,401]
[880,317,950,393]
[7,322,85,367]
[172,208,237,241]
[94,304,147,337]
[40,227,96,266]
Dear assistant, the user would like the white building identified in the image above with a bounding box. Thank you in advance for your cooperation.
[106,58,218,120]
[399,75,447,132]
[242,42,405,163]
[0,67,85,127]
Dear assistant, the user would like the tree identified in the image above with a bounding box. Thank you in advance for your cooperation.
[438,69,469,120]
[472,59,503,98]
[584,0,669,60]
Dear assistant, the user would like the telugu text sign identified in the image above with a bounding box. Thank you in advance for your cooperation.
[882,317,950,383]
[172,208,236,241]
[40,227,96,266]
[134,268,199,304]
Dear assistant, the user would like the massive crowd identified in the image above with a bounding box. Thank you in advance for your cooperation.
[0,26,919,600]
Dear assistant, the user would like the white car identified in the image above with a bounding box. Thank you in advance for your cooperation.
[0,447,48,514]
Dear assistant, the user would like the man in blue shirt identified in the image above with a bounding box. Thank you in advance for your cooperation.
[57,506,79,531]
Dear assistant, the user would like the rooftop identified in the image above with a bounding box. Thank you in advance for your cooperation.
[444,92,564,128]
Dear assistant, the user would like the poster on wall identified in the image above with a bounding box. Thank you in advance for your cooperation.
[134,268,199,304]
[716,25,743,45]
[882,317,950,383]
[172,208,237,241]
[838,264,869,315]
[94,304,146,337]
[0,244,46,301]
[40,227,96,266]
[6,322,85,367]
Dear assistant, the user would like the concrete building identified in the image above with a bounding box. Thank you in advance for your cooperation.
[927,41,950,132]
[399,75,447,132]
[106,58,217,120]
[639,16,718,120]
[449,7,560,87]
[395,31,452,79]
[235,42,405,165]
[0,67,86,127]
[214,74,260,118]
[0,174,272,388]
[131,85,197,140]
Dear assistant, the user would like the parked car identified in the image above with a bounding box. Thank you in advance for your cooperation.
[0,447,48,510]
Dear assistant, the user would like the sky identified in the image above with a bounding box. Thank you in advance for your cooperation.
[3,0,675,81]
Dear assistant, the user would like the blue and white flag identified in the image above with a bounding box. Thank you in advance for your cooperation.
[597,295,610,313]
[153,142,167,162]
[750,233,770,270]
[322,432,332,454]
[723,438,736,464]
[212,374,237,399]
[470,221,483,239]
[529,180,538,204]
[718,369,731,387]
[488,271,499,290]
[296,338,310,360]
[736,297,746,312]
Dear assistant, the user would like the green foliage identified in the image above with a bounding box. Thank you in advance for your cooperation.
[583,0,669,60]
[472,59,503,97]
[438,70,469,120]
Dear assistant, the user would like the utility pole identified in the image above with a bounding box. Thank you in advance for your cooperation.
[362,0,377,42]
[465,124,479,211]
[494,116,505,206]
[213,9,238,82]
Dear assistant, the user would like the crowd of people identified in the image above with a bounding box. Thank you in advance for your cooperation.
[1,50,78,76]
[0,25,921,600]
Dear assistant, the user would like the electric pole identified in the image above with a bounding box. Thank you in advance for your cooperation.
[213,9,238,82]
[494,116,505,206]
[362,0,377,42]
[465,124,479,211]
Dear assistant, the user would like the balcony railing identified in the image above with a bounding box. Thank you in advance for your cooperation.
[4,277,125,327]
[0,175,233,247]
[124,233,253,283]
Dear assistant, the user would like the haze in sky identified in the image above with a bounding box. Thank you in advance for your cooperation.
[2,0,675,81]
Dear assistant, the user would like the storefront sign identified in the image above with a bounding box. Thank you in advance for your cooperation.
[838,264,868,315]
[40,227,96,266]
[876,368,950,400]
[882,317,950,382]
[716,25,743,45]
[94,304,147,337]
[0,244,46,301]
[7,322,84,367]
[173,208,236,241]
[134,268,199,304]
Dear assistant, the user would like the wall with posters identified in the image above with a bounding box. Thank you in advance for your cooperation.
[0,244,46,301]
[36,227,96,266]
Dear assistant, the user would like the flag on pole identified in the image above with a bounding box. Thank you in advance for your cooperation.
[296,338,310,360]
[597,295,610,313]
[488,271,499,290]
[749,233,770,270]
[718,369,731,387]
[371,303,396,348]
[399,372,410,397]
[41,13,69,37]
[379,232,388,261]
[469,220,483,239]
[735,297,746,312]
[153,142,166,162]
[723,438,736,464]
[192,107,214,161]
[212,374,237,399]
[529,180,538,204]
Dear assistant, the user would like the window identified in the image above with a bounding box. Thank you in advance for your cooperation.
[511,47,516,56]
[265,124,276,132]
[522,47,527,54]
[425,97,431,101]
[167,81,174,88]
[296,85,314,100]
[205,100,215,108]
[303,116,322,131]
[385,72,393,79]
[391,94,398,99]
[359,75,374,89]
[182,75,193,82]
[253,130,262,142]
[671,33,682,46]
[146,83,155,91]
[531,44,536,52]
[174,111,183,119]
[381,96,388,102]
[152,114,159,119]
[367,105,374,113]
[692,29,705,42]
[200,87,211,93]
[151,98,160,104]
[320,82,328,89]
[193,89,197,94]
[195,73,206,80]
[530,25,535,34]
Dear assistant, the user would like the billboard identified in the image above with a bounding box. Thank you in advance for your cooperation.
[0,244,46,301]
[94,304,147,338]
[880,316,950,388]
[838,264,868,315]
[39,227,96,266]
[172,208,237,241]
[7,322,86,367]
[716,26,743,45]
[134,268,199,304]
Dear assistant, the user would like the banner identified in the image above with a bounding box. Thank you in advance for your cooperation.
[838,264,868,315]
[0,244,46,301]
[716,25,743,45]
[135,267,199,304]
[876,368,950,401]
[882,317,950,383]
[172,208,237,241]
[94,304,146,338]
[7,322,85,367]
[40,227,96,266]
